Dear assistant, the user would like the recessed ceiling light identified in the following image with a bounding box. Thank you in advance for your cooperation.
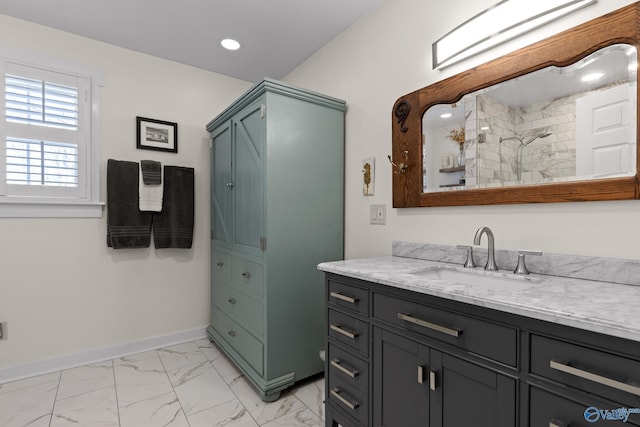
[221,39,241,51]
[440,113,452,119]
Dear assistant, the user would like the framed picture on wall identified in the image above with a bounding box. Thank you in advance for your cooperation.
[136,116,178,153]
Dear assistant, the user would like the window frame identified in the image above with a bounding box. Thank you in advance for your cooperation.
[0,51,102,218]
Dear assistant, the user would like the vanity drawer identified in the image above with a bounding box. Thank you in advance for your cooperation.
[530,334,640,407]
[528,386,640,427]
[327,343,368,395]
[328,372,369,426]
[211,306,264,375]
[231,257,264,297]
[328,309,369,356]
[373,292,517,366]
[212,251,231,281]
[212,281,264,337]
[328,279,369,316]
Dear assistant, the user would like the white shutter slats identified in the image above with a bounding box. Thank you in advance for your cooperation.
[6,75,78,130]
[4,67,81,193]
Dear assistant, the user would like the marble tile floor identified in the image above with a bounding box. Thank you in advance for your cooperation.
[0,339,325,427]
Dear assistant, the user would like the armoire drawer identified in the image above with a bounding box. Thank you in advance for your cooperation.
[328,279,369,316]
[328,309,369,356]
[373,292,517,366]
[327,343,368,395]
[212,251,231,281]
[212,281,264,336]
[529,386,640,427]
[211,306,264,375]
[231,257,264,297]
[530,334,640,407]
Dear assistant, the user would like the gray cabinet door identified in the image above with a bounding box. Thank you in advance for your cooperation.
[430,350,516,427]
[232,99,264,258]
[211,121,232,247]
[373,327,429,427]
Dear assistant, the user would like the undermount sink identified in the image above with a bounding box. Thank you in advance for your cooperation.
[409,267,539,290]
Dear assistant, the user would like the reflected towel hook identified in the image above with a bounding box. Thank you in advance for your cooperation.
[388,150,409,174]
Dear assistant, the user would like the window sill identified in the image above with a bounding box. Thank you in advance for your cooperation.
[0,200,104,218]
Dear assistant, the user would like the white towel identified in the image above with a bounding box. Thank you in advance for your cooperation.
[139,164,163,212]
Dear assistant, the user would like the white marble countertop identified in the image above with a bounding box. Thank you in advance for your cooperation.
[318,256,640,343]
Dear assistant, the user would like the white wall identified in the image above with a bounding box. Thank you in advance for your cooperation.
[0,15,252,371]
[284,0,640,260]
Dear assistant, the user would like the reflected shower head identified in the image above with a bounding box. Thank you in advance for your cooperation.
[500,131,552,146]
[523,131,552,146]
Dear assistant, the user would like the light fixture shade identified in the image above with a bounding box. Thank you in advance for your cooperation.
[433,0,597,69]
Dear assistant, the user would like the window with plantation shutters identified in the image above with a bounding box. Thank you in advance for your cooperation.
[0,58,100,217]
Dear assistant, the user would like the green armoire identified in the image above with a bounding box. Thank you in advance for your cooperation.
[206,79,345,401]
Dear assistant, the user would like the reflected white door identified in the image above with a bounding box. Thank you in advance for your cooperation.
[576,83,636,178]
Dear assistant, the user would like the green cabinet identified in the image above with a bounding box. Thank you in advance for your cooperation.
[207,79,345,401]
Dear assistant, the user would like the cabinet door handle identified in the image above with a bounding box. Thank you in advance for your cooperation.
[241,272,251,279]
[429,370,437,391]
[330,291,359,304]
[330,387,359,411]
[417,365,424,384]
[397,313,462,337]
[216,261,224,267]
[228,331,236,338]
[228,298,236,305]
[331,359,359,378]
[549,419,568,427]
[550,359,640,396]
[330,324,359,339]
[226,182,235,188]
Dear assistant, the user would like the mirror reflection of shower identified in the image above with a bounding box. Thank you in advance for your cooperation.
[499,130,552,180]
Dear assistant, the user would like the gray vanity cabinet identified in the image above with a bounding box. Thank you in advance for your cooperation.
[207,79,345,401]
[371,298,516,427]
[324,272,640,427]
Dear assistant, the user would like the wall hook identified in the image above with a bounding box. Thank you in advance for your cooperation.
[388,150,409,173]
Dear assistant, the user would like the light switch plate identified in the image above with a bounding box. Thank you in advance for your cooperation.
[370,204,386,225]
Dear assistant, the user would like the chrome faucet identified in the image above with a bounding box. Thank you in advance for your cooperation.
[473,226,498,271]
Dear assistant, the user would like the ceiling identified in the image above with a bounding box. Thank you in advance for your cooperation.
[0,0,383,83]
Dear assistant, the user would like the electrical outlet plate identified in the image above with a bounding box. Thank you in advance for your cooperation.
[370,204,386,225]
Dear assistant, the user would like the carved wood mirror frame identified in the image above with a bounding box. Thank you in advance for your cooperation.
[391,2,640,207]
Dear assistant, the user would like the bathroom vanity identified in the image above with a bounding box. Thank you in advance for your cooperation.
[319,242,640,427]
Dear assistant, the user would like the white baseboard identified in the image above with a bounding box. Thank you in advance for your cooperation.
[0,327,207,384]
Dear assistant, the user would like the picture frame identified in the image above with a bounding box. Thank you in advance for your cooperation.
[136,116,178,153]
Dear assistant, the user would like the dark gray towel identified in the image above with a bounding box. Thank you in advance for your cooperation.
[141,160,162,185]
[153,166,194,249]
[107,159,152,248]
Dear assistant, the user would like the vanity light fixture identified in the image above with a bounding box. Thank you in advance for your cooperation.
[432,0,597,69]
[221,38,241,51]
[581,72,604,82]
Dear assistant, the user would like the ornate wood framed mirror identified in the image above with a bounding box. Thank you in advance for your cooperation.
[391,2,640,207]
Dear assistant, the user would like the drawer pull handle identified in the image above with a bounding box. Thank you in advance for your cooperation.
[397,313,462,337]
[216,261,224,267]
[429,370,437,391]
[331,359,359,378]
[331,387,359,411]
[330,324,359,339]
[241,272,251,279]
[228,331,236,338]
[330,291,359,304]
[228,298,236,305]
[549,419,568,427]
[550,359,640,396]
